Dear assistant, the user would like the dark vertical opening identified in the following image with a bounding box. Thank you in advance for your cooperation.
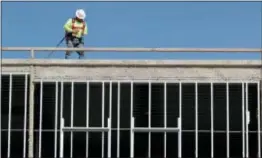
[1,78,260,158]
[34,82,58,158]
[1,75,11,158]
[87,82,103,158]
[166,83,179,158]
[181,83,195,158]
[198,83,211,158]
[1,74,29,158]
[213,83,227,158]
[133,83,149,157]
[110,82,118,158]
[72,82,87,157]
[229,83,243,158]
[151,83,164,158]
[119,83,131,157]
[248,83,259,158]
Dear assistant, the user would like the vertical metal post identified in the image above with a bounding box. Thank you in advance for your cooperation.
[246,82,249,158]
[107,118,112,158]
[178,117,182,158]
[210,82,214,158]
[130,81,134,158]
[226,82,230,158]
[164,82,167,158]
[108,71,112,158]
[131,117,135,158]
[195,82,198,158]
[178,82,182,158]
[242,82,245,158]
[101,82,105,158]
[38,80,43,158]
[30,49,35,58]
[59,81,64,158]
[28,59,35,158]
[117,82,121,158]
[70,82,74,158]
[59,118,64,158]
[23,75,28,158]
[86,81,90,158]
[148,81,151,158]
[258,82,261,158]
[108,81,112,157]
[7,74,13,158]
[54,81,58,158]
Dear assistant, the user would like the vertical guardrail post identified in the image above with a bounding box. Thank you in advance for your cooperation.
[30,49,35,58]
[28,49,35,158]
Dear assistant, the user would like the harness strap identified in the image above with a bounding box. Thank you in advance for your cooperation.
[72,18,85,36]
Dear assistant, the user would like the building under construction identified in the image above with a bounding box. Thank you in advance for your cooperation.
[1,47,262,158]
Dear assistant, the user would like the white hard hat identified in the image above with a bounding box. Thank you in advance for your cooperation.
[75,9,86,20]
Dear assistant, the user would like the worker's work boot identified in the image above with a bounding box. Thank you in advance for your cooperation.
[79,54,84,59]
[65,51,71,59]
[78,52,84,59]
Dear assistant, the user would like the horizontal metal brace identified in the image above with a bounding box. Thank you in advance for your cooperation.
[132,127,179,133]
[2,46,262,52]
[62,127,109,132]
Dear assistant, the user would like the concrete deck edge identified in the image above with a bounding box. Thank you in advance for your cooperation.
[1,59,262,68]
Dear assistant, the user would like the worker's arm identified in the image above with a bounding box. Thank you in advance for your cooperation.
[83,23,88,35]
[64,19,73,32]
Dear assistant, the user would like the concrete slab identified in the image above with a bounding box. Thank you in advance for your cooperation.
[1,59,262,81]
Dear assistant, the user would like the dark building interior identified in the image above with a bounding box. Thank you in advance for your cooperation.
[1,74,261,158]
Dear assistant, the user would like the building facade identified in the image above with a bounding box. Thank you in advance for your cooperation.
[1,58,262,158]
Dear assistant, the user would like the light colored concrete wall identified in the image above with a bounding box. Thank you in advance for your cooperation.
[1,59,261,81]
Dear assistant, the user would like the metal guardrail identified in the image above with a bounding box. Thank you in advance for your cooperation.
[1,47,262,58]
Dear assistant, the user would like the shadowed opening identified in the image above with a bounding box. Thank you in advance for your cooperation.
[1,76,261,158]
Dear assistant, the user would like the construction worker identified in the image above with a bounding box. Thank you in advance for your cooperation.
[64,9,88,59]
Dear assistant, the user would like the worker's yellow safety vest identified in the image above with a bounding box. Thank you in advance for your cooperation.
[71,18,86,37]
[65,18,86,39]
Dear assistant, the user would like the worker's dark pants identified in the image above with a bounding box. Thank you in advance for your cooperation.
[65,38,84,59]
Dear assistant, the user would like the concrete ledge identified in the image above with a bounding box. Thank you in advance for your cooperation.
[1,59,262,81]
[1,59,262,68]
